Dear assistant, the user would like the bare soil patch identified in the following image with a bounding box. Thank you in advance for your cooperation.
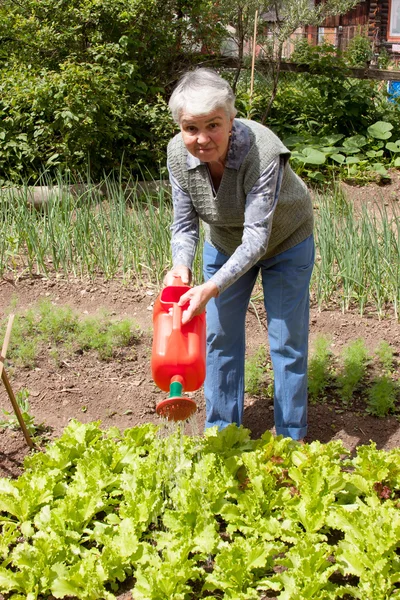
[340,168,400,216]
[0,270,399,481]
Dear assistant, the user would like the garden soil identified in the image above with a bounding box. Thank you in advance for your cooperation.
[0,178,399,483]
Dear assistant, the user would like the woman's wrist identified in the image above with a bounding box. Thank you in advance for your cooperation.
[203,280,219,299]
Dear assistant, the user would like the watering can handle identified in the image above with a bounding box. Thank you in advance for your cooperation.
[172,275,184,286]
[172,303,182,330]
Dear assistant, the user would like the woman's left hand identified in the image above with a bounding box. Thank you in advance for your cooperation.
[178,281,219,324]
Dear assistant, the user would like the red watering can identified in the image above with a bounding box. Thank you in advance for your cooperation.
[151,276,206,421]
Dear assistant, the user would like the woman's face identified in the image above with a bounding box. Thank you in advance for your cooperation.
[179,108,233,165]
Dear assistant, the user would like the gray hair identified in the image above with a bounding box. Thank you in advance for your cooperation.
[168,68,237,124]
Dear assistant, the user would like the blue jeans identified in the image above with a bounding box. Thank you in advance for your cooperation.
[203,235,315,440]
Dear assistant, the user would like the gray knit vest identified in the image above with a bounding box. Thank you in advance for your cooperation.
[167,118,314,259]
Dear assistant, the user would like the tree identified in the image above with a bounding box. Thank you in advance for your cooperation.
[214,0,264,91]
[263,0,361,121]
[0,0,224,179]
[216,0,360,117]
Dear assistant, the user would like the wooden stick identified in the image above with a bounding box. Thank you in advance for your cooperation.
[0,314,34,448]
[250,9,258,101]
[2,369,34,448]
[0,314,14,380]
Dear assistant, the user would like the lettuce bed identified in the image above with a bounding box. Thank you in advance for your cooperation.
[0,421,399,599]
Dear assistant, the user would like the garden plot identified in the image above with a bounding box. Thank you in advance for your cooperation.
[0,274,399,481]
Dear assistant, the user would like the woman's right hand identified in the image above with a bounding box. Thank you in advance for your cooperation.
[163,265,192,287]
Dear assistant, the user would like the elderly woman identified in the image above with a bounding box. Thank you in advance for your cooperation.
[164,68,314,441]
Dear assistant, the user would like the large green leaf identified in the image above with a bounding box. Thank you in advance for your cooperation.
[330,153,345,164]
[367,121,393,140]
[365,150,384,158]
[283,134,308,147]
[345,156,360,165]
[319,133,344,146]
[341,143,360,155]
[369,163,389,177]
[291,147,326,165]
[321,146,341,154]
[386,140,400,152]
[344,135,367,148]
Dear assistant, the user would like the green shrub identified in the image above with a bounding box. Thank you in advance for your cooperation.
[0,63,176,181]
[366,376,398,417]
[308,335,333,402]
[375,341,395,373]
[270,43,393,140]
[337,338,370,404]
[345,33,373,67]
[0,0,221,180]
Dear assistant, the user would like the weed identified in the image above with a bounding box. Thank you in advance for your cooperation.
[245,345,274,398]
[12,339,38,368]
[366,376,398,417]
[308,334,334,403]
[337,338,370,404]
[0,388,44,437]
[4,302,141,366]
[49,347,62,367]
[76,314,139,360]
[37,299,78,342]
[375,341,395,373]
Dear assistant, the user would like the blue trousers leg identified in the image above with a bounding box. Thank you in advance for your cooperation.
[203,236,314,440]
[260,235,315,440]
[203,241,258,429]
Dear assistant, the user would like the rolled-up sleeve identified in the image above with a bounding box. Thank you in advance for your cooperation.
[210,156,285,293]
[168,163,200,270]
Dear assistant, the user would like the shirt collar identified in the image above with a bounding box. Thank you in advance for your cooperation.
[186,119,251,171]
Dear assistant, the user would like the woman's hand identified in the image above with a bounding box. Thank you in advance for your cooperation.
[163,265,192,287]
[178,281,219,324]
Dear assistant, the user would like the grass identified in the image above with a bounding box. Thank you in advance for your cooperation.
[0,176,399,319]
[4,299,141,368]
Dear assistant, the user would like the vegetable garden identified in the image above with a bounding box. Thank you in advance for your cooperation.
[0,0,400,597]
[0,179,399,600]
[1,421,400,599]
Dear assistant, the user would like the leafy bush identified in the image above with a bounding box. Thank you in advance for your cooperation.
[0,62,176,181]
[261,41,400,149]
[345,33,374,67]
[283,119,400,184]
[0,0,220,180]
